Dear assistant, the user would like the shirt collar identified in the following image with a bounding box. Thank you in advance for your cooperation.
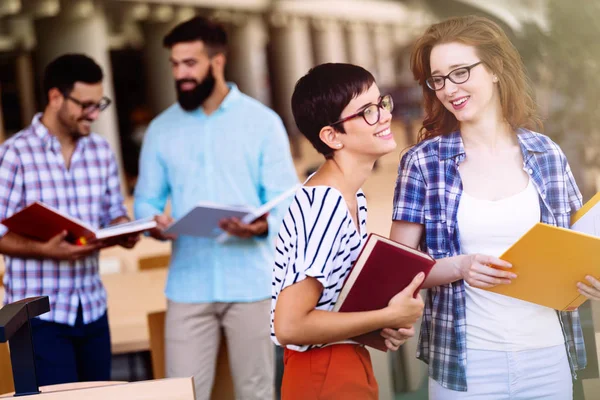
[31,112,89,151]
[438,128,547,161]
[439,131,465,160]
[516,128,547,153]
[218,82,241,111]
[31,112,52,149]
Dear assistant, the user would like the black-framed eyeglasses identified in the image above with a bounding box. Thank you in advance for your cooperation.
[64,94,112,114]
[330,94,394,127]
[425,61,483,91]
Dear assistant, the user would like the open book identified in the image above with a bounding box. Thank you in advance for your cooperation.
[571,191,600,235]
[165,184,300,241]
[1,201,156,245]
[332,233,435,351]
[485,222,600,311]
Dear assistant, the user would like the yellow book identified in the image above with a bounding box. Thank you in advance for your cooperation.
[485,222,600,311]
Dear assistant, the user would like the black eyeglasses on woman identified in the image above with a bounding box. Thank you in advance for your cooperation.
[426,61,483,91]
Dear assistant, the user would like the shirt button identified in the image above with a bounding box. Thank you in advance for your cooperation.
[541,194,546,199]
[528,169,533,174]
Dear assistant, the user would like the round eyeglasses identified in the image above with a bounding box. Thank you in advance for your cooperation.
[425,61,483,91]
[330,94,394,127]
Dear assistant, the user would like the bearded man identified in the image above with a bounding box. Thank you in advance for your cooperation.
[133,16,297,399]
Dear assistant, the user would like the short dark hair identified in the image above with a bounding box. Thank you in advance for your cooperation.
[291,63,376,158]
[163,16,227,56]
[43,54,103,103]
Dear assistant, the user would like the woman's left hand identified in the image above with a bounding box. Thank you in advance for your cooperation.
[577,276,600,301]
[381,326,416,351]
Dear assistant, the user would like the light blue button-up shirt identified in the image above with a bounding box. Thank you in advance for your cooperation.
[134,84,298,303]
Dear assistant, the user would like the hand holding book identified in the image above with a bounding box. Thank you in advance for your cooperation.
[147,214,177,241]
[40,230,102,261]
[458,253,515,289]
[577,275,600,301]
[381,326,416,352]
[385,272,426,329]
[218,213,269,239]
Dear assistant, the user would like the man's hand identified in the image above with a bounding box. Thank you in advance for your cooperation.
[148,214,177,241]
[40,231,102,261]
[219,214,268,239]
[381,326,416,351]
[103,216,141,249]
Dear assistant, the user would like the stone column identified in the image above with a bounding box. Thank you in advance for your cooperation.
[35,1,125,191]
[311,18,347,65]
[345,21,376,73]
[372,24,396,88]
[15,53,37,126]
[268,13,314,156]
[142,5,183,115]
[225,13,271,106]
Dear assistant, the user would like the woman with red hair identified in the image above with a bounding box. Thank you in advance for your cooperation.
[391,15,596,399]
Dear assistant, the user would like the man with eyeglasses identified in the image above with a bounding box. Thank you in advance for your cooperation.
[0,53,139,385]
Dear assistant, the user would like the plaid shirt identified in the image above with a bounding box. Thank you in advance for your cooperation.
[392,129,587,391]
[0,113,127,326]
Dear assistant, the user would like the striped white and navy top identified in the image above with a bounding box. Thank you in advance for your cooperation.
[270,185,368,352]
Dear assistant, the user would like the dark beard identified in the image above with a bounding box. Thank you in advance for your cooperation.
[57,107,90,140]
[175,69,216,111]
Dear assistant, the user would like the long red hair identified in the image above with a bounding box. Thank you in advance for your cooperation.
[410,15,542,142]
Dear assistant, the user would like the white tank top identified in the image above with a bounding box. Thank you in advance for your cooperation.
[457,178,564,351]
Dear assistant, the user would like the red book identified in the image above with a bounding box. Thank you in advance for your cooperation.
[332,233,435,351]
[1,201,156,245]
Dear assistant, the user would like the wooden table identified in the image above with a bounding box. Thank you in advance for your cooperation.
[0,381,125,397]
[103,268,168,354]
[0,378,194,399]
[0,268,167,355]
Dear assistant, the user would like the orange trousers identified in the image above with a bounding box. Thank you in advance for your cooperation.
[281,344,378,400]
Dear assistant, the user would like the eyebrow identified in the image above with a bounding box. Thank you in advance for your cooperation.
[431,63,471,75]
[354,95,382,112]
[169,57,197,64]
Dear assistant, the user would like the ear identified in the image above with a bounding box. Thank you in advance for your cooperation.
[211,53,227,78]
[318,125,344,152]
[47,88,64,109]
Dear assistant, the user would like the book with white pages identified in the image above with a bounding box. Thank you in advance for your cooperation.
[165,184,300,240]
[571,192,600,236]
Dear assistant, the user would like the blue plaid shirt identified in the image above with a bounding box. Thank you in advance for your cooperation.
[392,129,587,391]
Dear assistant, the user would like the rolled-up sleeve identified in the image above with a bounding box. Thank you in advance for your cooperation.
[392,151,426,224]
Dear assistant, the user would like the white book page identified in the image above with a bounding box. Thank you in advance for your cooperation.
[572,202,600,236]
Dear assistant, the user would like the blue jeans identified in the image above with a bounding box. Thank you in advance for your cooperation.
[429,345,572,399]
[30,305,111,386]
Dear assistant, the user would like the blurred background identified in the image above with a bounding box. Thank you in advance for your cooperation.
[1,0,600,399]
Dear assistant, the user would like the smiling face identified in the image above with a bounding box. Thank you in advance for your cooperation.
[429,42,500,126]
[56,82,104,139]
[332,83,396,159]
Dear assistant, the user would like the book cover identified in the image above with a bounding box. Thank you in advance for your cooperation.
[332,233,435,351]
[485,222,600,311]
[166,184,300,239]
[1,201,155,244]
